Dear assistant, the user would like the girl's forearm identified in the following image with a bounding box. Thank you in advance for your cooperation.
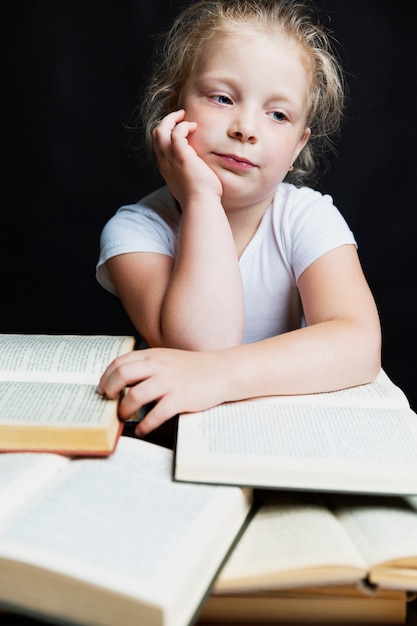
[105,317,381,438]
[212,319,381,402]
[160,195,245,350]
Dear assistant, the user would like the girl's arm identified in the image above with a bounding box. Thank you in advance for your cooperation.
[98,244,381,437]
[105,110,245,351]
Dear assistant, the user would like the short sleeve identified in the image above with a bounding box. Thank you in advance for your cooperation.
[96,187,180,295]
[276,185,357,282]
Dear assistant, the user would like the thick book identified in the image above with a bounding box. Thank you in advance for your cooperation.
[174,369,417,495]
[0,436,252,626]
[0,333,136,456]
[207,490,417,596]
[198,585,410,624]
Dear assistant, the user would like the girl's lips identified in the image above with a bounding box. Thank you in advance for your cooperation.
[216,153,256,170]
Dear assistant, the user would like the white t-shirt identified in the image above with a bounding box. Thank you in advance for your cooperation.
[96,183,356,344]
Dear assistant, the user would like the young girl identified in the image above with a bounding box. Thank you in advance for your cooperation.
[96,0,381,438]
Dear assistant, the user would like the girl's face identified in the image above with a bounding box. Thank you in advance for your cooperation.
[180,29,312,213]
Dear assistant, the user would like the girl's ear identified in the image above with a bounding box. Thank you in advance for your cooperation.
[292,127,311,162]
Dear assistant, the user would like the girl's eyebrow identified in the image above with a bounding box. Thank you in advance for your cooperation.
[200,69,297,92]
[198,73,294,100]
[194,72,235,86]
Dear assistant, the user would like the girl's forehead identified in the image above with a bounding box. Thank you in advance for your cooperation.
[195,28,312,75]
[203,25,307,53]
[206,24,286,46]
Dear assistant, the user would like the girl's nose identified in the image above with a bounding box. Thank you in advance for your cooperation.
[228,119,257,144]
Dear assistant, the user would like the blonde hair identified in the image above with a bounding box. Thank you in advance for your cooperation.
[140,0,346,186]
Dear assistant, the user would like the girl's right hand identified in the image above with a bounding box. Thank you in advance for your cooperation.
[152,109,223,206]
[97,347,230,437]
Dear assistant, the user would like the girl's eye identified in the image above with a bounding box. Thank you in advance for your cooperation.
[269,111,287,123]
[213,94,233,105]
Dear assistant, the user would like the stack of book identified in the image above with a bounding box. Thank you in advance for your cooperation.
[197,490,417,624]
[0,333,416,626]
[175,367,417,625]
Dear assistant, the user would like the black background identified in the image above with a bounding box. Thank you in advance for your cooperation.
[4,1,417,409]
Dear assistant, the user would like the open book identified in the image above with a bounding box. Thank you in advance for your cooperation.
[210,490,417,594]
[0,436,252,626]
[174,369,417,495]
[197,489,417,624]
[0,333,135,456]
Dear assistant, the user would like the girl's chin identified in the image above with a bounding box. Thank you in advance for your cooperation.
[221,184,276,214]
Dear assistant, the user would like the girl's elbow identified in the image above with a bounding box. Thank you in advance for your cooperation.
[361,323,382,382]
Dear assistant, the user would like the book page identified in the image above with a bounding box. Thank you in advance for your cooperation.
[190,405,417,463]
[0,381,117,427]
[175,404,417,493]
[0,453,69,522]
[213,493,367,592]
[0,334,134,384]
[331,495,417,575]
[0,437,251,626]
[0,381,121,453]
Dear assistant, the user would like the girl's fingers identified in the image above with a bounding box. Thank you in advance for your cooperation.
[134,396,178,437]
[156,109,186,132]
[153,109,186,146]
[97,352,150,398]
[118,376,163,420]
[170,121,198,155]
[153,110,199,162]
